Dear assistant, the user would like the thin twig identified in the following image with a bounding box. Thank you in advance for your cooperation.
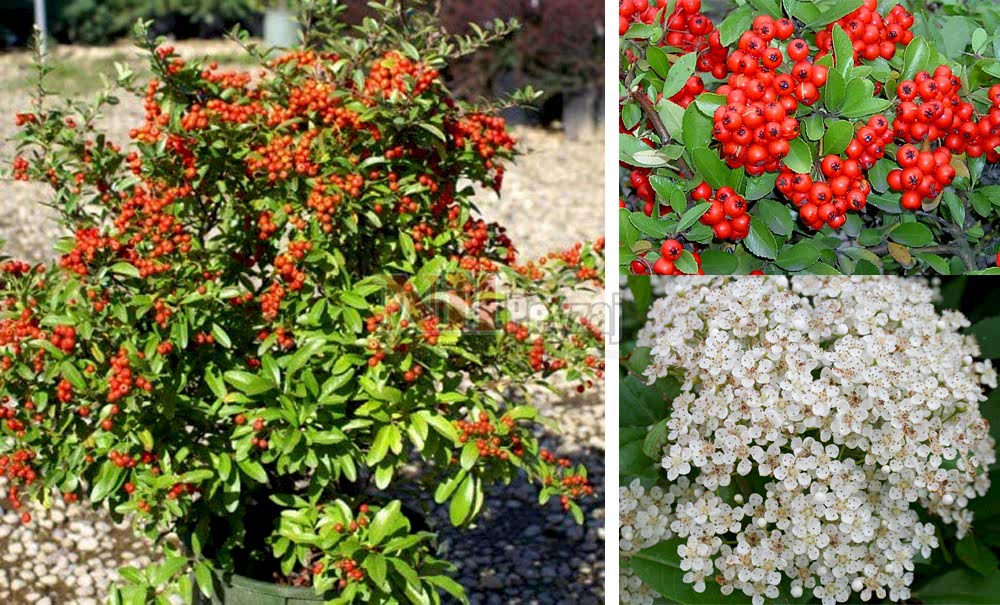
[629,89,693,179]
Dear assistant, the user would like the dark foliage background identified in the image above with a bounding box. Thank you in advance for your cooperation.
[0,0,603,104]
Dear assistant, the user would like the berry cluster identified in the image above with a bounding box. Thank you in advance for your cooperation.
[777,156,870,230]
[815,0,913,63]
[558,472,594,510]
[11,156,29,181]
[332,558,365,588]
[0,449,38,522]
[695,182,750,241]
[887,145,956,210]
[363,51,439,101]
[49,324,77,354]
[668,75,705,109]
[895,67,966,144]
[455,412,524,461]
[108,348,137,402]
[634,239,704,276]
[628,168,658,217]
[619,0,729,79]
[449,113,516,178]
[528,337,548,371]
[846,115,894,169]
[713,27,823,174]
[56,378,73,403]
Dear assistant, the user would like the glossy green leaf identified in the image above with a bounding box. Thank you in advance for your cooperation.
[744,217,779,260]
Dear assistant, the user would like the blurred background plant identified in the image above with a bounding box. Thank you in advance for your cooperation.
[0,0,603,133]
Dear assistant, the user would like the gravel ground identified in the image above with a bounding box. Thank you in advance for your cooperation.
[0,41,605,604]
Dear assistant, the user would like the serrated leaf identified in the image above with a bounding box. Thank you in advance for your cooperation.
[673,250,698,274]
[888,222,933,247]
[900,37,930,82]
[744,218,779,260]
[699,250,740,275]
[691,148,730,189]
[775,241,820,271]
[646,46,670,79]
[887,242,914,267]
[675,202,711,233]
[755,199,795,236]
[744,173,777,201]
[823,120,853,155]
[719,5,755,47]
[783,138,812,173]
[661,52,697,99]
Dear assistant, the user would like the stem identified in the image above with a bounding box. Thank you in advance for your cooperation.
[867,243,957,257]
[629,89,693,179]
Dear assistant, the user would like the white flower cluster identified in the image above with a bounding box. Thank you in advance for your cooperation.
[623,277,997,605]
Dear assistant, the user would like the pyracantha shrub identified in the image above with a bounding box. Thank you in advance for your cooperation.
[0,1,604,602]
[619,276,999,605]
[620,0,1000,276]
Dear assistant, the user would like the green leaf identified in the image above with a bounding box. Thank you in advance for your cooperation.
[419,123,446,142]
[857,229,883,247]
[900,37,930,82]
[775,241,821,271]
[914,252,950,275]
[676,202,711,233]
[755,199,795,237]
[673,250,698,274]
[630,540,752,605]
[693,93,727,118]
[970,316,1000,359]
[888,222,933,247]
[806,0,864,29]
[868,158,893,193]
[748,0,781,19]
[194,562,214,598]
[944,190,966,227]
[90,461,124,502]
[719,5,755,47]
[449,473,477,526]
[367,500,403,545]
[237,459,268,484]
[955,533,1000,576]
[110,262,141,279]
[783,138,813,174]
[699,250,739,275]
[973,28,989,54]
[630,213,674,239]
[223,371,274,396]
[744,173,777,201]
[917,568,1000,604]
[210,323,232,349]
[831,25,855,78]
[362,553,388,588]
[840,97,893,119]
[661,52,697,99]
[744,217,779,260]
[682,102,713,151]
[646,46,670,79]
[424,575,467,604]
[642,418,670,460]
[656,99,685,141]
[367,425,396,466]
[691,148,730,189]
[823,120,854,155]
[460,441,479,470]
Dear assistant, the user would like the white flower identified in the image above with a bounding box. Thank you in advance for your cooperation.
[623,277,996,605]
